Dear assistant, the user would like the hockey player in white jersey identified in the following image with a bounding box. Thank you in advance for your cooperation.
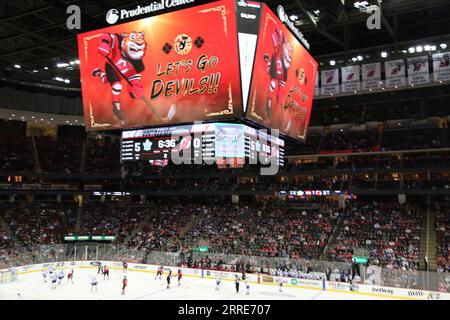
[277,277,283,292]
[42,269,48,283]
[10,267,17,281]
[51,273,58,290]
[90,276,98,291]
[58,269,65,285]
[245,279,250,295]
[48,264,55,275]
[215,275,221,291]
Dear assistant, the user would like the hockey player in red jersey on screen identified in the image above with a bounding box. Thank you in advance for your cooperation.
[92,31,147,126]
[263,26,293,126]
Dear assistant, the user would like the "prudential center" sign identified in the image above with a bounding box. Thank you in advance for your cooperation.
[106,0,196,24]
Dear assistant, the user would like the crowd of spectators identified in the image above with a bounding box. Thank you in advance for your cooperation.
[129,204,199,251]
[328,201,422,271]
[175,204,253,255]
[36,137,83,173]
[382,128,445,151]
[0,226,13,250]
[3,202,76,246]
[319,130,380,153]
[0,135,33,172]
[1,125,449,176]
[435,203,450,273]
[85,138,121,174]
[78,203,147,243]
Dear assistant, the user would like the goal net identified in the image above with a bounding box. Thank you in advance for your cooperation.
[0,270,14,283]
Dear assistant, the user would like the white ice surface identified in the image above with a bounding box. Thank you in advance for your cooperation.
[0,268,394,300]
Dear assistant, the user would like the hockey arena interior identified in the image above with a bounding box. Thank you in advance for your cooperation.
[0,0,449,301]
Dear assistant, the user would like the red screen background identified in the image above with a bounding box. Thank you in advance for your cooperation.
[78,0,242,131]
[246,5,318,140]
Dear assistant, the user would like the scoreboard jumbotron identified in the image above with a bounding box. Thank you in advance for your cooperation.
[120,123,284,166]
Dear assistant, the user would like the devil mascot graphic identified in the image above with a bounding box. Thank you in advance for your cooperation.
[92,31,147,126]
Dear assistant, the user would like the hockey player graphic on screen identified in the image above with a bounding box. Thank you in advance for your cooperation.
[263,26,293,126]
[92,31,147,126]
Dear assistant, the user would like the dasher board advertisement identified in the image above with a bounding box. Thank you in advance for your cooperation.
[78,0,242,131]
[246,4,318,141]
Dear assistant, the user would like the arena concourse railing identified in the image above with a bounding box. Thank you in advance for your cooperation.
[0,244,448,293]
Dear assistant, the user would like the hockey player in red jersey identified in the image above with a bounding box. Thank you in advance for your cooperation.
[122,276,128,295]
[103,265,110,280]
[263,26,293,126]
[177,269,182,286]
[155,265,163,280]
[92,31,147,126]
[67,269,74,284]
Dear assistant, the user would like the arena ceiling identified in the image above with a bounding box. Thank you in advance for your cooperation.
[0,0,450,89]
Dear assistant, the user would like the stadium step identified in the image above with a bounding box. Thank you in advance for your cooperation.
[418,206,437,271]
[161,211,205,251]
[74,206,83,233]
[125,208,154,248]
[320,209,345,260]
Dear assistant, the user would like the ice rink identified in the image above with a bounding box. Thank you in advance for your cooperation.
[0,268,398,300]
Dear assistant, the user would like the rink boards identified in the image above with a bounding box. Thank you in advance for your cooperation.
[2,261,448,300]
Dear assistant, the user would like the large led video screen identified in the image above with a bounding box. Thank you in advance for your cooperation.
[246,5,318,140]
[78,0,242,131]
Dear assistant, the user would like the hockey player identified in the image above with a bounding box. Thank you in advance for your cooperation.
[10,267,17,281]
[177,269,182,286]
[42,269,48,283]
[122,261,128,274]
[51,272,58,290]
[277,277,283,292]
[97,264,103,275]
[234,274,240,293]
[245,279,250,295]
[90,276,98,292]
[48,264,54,276]
[92,31,147,126]
[262,26,293,125]
[215,275,221,291]
[155,265,163,280]
[103,265,110,280]
[166,270,173,289]
[58,269,65,285]
[122,276,128,295]
[67,269,74,284]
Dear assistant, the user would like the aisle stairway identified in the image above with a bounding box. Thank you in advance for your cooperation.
[161,212,205,251]
[320,211,346,260]
[125,210,153,249]
[74,206,83,233]
[418,207,437,271]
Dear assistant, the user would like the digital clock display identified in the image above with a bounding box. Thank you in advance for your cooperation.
[121,123,284,165]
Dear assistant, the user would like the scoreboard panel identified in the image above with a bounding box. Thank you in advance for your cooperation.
[121,123,284,166]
